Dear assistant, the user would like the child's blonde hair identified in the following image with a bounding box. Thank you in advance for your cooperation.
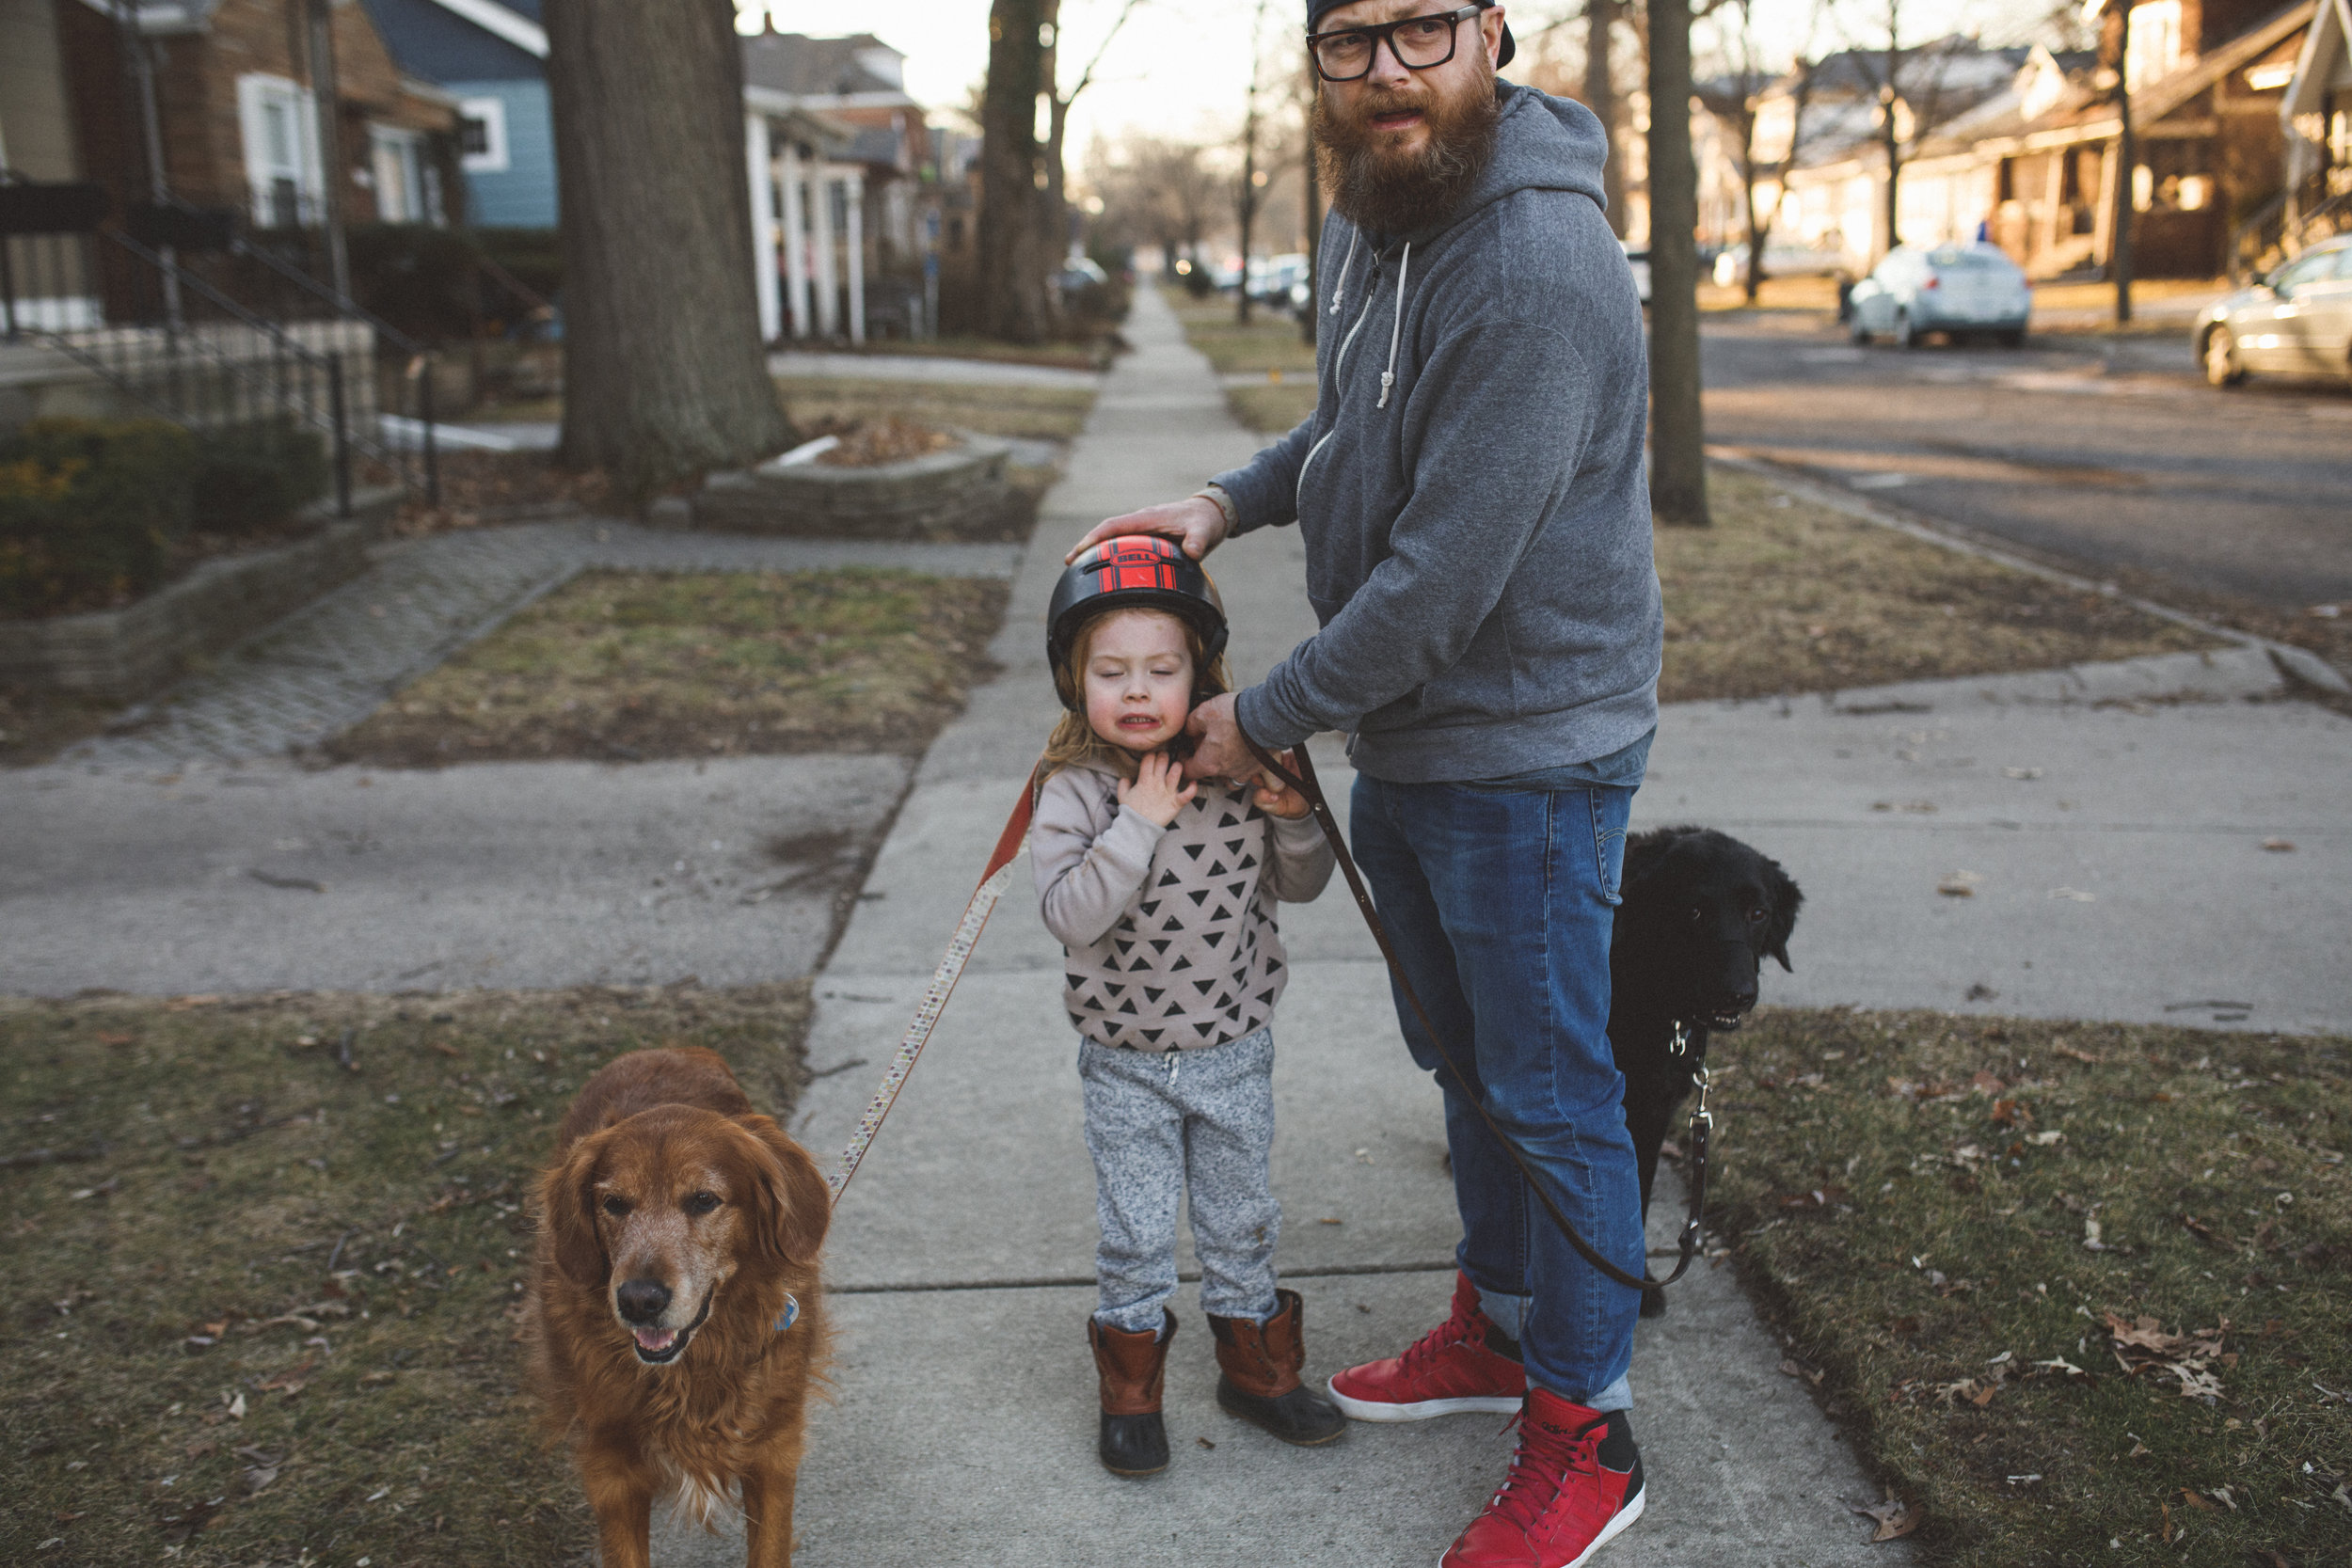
[1039,606,1233,785]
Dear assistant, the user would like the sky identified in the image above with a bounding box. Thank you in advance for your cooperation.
[745,0,2072,162]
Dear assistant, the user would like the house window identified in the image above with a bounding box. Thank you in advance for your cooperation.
[2124,0,2182,93]
[458,97,509,174]
[371,126,432,224]
[237,74,323,230]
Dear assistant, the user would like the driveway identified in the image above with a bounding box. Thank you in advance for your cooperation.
[1700,310,2352,610]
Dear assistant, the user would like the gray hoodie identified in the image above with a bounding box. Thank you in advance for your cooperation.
[1213,81,1662,784]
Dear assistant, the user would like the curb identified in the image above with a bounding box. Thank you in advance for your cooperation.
[1705,447,2352,698]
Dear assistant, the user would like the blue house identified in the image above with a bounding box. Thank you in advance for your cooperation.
[361,0,555,230]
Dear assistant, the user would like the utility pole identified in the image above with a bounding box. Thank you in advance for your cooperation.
[1236,0,1271,325]
[304,0,352,310]
[2105,0,2136,324]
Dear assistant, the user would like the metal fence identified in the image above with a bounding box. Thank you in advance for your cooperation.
[2,179,442,512]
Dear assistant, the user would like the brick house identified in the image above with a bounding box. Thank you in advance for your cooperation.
[56,0,463,232]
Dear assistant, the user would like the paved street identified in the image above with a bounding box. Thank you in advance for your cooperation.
[1701,310,2352,609]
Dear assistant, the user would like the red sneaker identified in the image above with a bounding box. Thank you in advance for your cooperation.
[1440,1387,1645,1568]
[1327,1271,1526,1420]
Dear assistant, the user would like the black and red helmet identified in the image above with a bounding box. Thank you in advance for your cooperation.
[1046,534,1229,705]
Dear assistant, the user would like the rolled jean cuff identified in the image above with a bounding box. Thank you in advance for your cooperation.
[1544,1371,1632,1414]
[1476,1284,1531,1343]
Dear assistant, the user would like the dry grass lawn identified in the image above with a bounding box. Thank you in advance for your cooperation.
[1164,286,1319,377]
[1706,1009,2350,1566]
[0,985,812,1568]
[1654,467,2218,701]
[327,568,1006,768]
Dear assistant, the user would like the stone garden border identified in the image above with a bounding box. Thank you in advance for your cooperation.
[660,433,1013,540]
[0,484,402,703]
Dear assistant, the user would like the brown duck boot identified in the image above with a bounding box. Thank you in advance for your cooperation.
[1089,1310,1176,1476]
[1209,1289,1347,1447]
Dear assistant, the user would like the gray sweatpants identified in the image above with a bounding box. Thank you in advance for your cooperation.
[1079,1025,1280,1334]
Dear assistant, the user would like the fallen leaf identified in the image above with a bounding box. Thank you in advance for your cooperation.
[2262,838,2295,852]
[2027,1130,2065,1146]
[1971,1071,2008,1096]
[226,1391,246,1420]
[2177,1488,2217,1512]
[1849,1495,1921,1543]
[1970,1382,1999,1407]
[2055,1046,2104,1065]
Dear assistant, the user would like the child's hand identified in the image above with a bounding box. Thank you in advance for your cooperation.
[1250,752,1313,819]
[1118,752,1198,827]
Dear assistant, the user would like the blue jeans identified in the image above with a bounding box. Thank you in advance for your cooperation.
[1350,773,1643,1410]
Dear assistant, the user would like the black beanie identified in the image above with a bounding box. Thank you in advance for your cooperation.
[1306,0,1516,69]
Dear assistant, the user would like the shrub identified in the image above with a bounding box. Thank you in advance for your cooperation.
[0,419,197,618]
[189,419,328,536]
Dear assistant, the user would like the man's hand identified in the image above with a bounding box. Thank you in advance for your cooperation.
[1180,692,1260,785]
[1065,494,1229,564]
[1116,751,1198,827]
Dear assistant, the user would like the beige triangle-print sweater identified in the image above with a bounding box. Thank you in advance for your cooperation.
[1033,761,1335,1052]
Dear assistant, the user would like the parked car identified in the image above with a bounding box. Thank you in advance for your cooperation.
[1057,257,1110,306]
[2196,235,2352,388]
[1622,243,1651,307]
[1712,238,1849,288]
[1846,243,2032,347]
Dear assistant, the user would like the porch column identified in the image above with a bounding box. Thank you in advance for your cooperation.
[813,166,839,338]
[845,175,866,345]
[781,140,810,339]
[746,114,781,342]
[2090,141,2119,266]
[2038,150,2066,269]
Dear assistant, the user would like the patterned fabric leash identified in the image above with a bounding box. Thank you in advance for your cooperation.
[825,766,1040,1204]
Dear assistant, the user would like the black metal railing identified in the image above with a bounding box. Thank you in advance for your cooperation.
[2231,176,2352,282]
[2,194,452,511]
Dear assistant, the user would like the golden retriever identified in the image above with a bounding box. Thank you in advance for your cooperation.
[527,1047,831,1568]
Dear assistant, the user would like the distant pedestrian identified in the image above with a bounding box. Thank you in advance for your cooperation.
[1065,0,1661,1561]
[1032,534,1343,1477]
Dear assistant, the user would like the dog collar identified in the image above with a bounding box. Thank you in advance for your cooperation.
[772,1292,800,1334]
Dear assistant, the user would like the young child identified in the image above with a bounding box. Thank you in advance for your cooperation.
[1033,534,1345,1477]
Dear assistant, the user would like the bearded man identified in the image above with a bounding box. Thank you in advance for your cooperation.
[1067,3,1659,1562]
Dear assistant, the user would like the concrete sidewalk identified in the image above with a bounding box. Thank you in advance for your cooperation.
[660,283,1912,1566]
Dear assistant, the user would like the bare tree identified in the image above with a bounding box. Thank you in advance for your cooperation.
[977,0,1051,341]
[1234,0,1277,324]
[1647,0,1709,525]
[1092,135,1220,272]
[1839,4,1975,257]
[1696,0,1826,301]
[545,0,791,496]
[1587,0,1630,236]
[1041,0,1150,276]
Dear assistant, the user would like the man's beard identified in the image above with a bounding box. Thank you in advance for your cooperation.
[1314,68,1501,237]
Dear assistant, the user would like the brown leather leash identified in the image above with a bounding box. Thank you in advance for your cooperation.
[1242,736,1711,1302]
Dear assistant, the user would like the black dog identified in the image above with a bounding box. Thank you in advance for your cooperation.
[1609,826,1802,1316]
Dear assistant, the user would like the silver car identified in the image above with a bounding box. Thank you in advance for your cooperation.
[2198,235,2352,388]
[1847,243,2033,348]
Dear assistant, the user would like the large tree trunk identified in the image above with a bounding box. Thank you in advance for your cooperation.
[1587,0,1628,237]
[1646,0,1709,527]
[977,0,1050,343]
[545,0,789,496]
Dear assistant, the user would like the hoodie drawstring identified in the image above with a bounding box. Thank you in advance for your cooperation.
[1376,241,1411,410]
[1327,230,1360,316]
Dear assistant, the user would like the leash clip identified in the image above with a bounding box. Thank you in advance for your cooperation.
[1668,1019,1690,1058]
[1691,1063,1714,1130]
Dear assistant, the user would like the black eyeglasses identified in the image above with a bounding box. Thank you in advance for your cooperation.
[1307,4,1486,82]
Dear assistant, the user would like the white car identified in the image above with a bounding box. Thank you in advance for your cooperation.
[1846,243,2032,347]
[1622,244,1651,306]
